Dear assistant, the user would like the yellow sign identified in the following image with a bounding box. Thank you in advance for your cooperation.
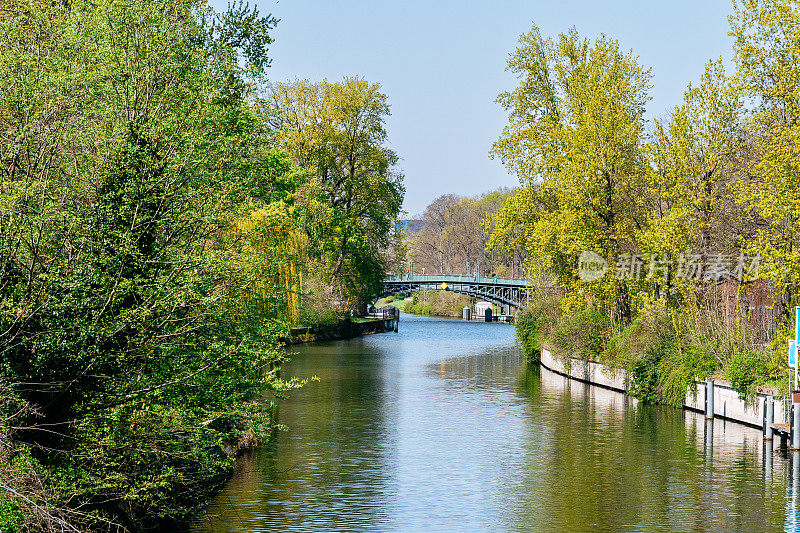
[440,282,448,290]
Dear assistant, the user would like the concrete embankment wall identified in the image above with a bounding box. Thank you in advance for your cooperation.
[539,347,787,428]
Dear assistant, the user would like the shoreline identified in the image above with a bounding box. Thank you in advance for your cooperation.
[537,346,787,432]
[286,316,399,345]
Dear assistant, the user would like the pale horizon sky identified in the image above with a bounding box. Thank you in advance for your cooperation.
[210,0,735,217]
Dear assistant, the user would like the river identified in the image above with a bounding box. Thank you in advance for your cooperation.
[194,313,800,532]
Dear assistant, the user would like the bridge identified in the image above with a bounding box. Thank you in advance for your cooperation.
[380,274,530,313]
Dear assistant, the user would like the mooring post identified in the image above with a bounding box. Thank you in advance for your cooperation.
[765,440,774,481]
[765,398,775,441]
[793,450,800,520]
[705,380,714,419]
[792,402,800,451]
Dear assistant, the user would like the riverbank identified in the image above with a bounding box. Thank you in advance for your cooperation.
[538,346,788,429]
[379,291,490,318]
[287,315,399,344]
[515,293,790,407]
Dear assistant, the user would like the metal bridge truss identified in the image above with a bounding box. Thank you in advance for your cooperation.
[380,275,530,312]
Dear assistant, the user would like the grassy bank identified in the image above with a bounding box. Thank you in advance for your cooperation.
[289,316,395,344]
[378,297,411,312]
[379,291,472,317]
[516,293,788,406]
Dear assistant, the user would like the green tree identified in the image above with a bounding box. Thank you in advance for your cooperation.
[0,0,295,529]
[267,77,405,311]
[731,0,800,317]
[491,26,652,319]
[642,59,749,295]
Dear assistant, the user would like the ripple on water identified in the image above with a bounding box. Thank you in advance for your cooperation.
[194,314,800,532]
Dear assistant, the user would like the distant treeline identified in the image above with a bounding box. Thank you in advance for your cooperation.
[403,189,526,279]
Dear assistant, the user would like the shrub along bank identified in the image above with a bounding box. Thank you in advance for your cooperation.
[517,293,787,407]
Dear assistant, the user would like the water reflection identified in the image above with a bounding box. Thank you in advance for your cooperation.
[529,366,796,531]
[195,314,799,532]
[788,452,800,532]
[197,339,400,531]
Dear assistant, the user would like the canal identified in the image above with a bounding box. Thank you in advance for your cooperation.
[195,313,799,532]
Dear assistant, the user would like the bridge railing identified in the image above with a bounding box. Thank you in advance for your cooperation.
[384,274,528,287]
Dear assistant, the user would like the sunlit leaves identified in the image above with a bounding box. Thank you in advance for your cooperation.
[267,77,404,310]
[491,25,651,315]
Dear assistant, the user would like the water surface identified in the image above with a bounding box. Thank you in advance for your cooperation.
[195,313,800,532]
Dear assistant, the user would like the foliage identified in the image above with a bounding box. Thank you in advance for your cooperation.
[0,0,307,529]
[404,291,472,317]
[267,78,405,313]
[490,25,653,320]
[550,307,612,363]
[405,189,523,278]
[726,348,771,399]
[514,293,562,362]
[490,15,800,401]
[643,59,750,291]
[405,299,433,316]
[600,304,711,406]
[0,497,21,533]
[731,0,800,318]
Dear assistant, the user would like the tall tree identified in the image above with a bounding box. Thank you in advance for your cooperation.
[731,0,800,317]
[491,26,652,319]
[267,77,404,310]
[0,0,292,528]
[642,59,751,294]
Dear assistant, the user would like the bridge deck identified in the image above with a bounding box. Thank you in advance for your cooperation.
[385,274,528,287]
[382,275,530,310]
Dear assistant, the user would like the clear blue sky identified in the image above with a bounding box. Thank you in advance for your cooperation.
[210,0,734,216]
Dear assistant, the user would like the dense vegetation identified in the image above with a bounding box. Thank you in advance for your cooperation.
[0,0,402,530]
[495,2,799,404]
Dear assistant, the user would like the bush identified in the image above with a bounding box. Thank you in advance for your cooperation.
[603,304,715,406]
[516,293,561,362]
[521,288,780,407]
[551,308,612,363]
[0,497,22,533]
[404,291,471,317]
[727,349,771,399]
